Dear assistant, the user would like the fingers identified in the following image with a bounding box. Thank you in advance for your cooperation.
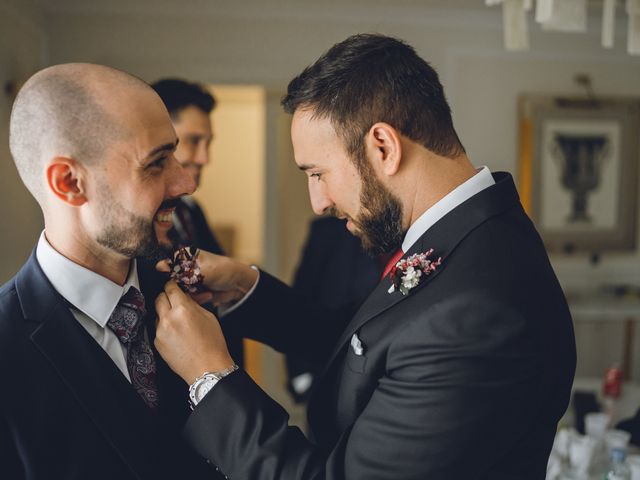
[155,291,171,316]
[163,280,188,305]
[191,291,214,305]
[155,259,171,273]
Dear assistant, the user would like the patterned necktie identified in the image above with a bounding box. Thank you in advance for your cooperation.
[107,286,159,409]
[380,248,405,280]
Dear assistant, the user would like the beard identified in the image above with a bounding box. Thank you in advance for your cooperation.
[356,174,404,256]
[94,180,172,262]
[331,160,405,257]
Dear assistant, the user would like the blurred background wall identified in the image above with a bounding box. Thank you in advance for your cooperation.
[2,0,640,420]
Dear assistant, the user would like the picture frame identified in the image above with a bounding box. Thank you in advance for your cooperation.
[518,95,640,253]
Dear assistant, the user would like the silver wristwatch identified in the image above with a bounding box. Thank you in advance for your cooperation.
[188,364,239,410]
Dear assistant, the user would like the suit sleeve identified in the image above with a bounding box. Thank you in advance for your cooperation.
[186,293,552,480]
[0,415,25,479]
[221,271,344,366]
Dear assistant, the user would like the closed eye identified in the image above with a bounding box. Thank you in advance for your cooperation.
[147,156,168,170]
[310,172,322,181]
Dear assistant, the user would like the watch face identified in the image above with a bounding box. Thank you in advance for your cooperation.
[194,377,219,403]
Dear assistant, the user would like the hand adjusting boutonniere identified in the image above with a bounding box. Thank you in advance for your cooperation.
[388,249,442,296]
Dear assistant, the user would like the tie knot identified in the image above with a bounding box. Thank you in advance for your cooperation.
[107,286,146,345]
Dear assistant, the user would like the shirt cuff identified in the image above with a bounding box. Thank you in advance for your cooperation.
[218,265,260,317]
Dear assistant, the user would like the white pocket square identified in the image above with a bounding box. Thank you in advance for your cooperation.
[350,333,365,356]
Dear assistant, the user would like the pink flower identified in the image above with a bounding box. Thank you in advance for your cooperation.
[388,249,442,295]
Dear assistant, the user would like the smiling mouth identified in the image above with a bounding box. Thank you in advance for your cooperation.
[154,208,175,224]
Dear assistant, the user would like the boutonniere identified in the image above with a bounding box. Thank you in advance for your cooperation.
[169,246,204,293]
[388,249,442,295]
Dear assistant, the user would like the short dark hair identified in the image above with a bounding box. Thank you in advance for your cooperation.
[281,33,465,164]
[151,78,216,118]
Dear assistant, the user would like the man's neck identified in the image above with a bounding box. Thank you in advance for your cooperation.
[43,228,131,286]
[404,154,477,228]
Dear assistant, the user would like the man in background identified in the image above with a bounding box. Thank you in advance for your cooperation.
[151,78,244,367]
[0,64,221,479]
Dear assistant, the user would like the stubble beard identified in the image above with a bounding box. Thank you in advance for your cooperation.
[94,181,170,262]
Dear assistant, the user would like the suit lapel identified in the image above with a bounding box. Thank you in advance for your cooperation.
[319,172,522,376]
[16,252,168,479]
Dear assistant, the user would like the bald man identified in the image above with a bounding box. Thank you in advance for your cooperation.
[0,64,222,479]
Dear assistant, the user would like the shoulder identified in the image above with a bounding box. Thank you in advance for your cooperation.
[0,277,28,359]
[0,276,20,316]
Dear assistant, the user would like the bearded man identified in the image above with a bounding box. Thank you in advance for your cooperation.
[0,63,225,479]
[154,34,576,479]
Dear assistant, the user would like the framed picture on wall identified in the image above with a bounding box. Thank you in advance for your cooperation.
[518,95,640,253]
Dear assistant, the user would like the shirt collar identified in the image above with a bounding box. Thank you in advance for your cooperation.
[36,232,141,328]
[401,166,495,252]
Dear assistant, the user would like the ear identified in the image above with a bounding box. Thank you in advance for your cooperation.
[365,122,402,176]
[46,157,87,206]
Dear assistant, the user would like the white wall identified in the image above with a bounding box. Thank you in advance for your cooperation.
[193,85,266,265]
[0,0,48,283]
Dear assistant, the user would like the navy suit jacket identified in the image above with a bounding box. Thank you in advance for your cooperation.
[0,252,219,479]
[184,172,576,479]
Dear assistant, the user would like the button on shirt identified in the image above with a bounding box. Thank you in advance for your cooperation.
[36,232,140,382]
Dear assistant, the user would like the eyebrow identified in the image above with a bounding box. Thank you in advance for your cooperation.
[144,139,179,161]
[298,163,316,171]
[187,133,213,139]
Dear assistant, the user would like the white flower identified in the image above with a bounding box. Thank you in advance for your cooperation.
[388,250,442,296]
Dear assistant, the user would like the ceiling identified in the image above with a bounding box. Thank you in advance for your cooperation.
[34,0,615,19]
[36,0,501,14]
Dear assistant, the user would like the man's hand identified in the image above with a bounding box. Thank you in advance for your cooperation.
[157,250,259,308]
[155,281,235,384]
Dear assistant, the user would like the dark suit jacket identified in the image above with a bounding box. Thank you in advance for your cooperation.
[0,252,220,479]
[184,172,576,479]
[286,217,379,386]
[173,196,245,368]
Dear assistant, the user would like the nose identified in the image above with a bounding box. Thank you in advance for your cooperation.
[308,178,333,216]
[167,155,196,197]
[194,141,210,166]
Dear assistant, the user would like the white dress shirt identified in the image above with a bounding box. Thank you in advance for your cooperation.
[401,166,495,252]
[36,232,140,381]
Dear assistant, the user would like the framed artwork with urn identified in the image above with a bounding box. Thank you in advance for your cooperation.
[518,95,640,254]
